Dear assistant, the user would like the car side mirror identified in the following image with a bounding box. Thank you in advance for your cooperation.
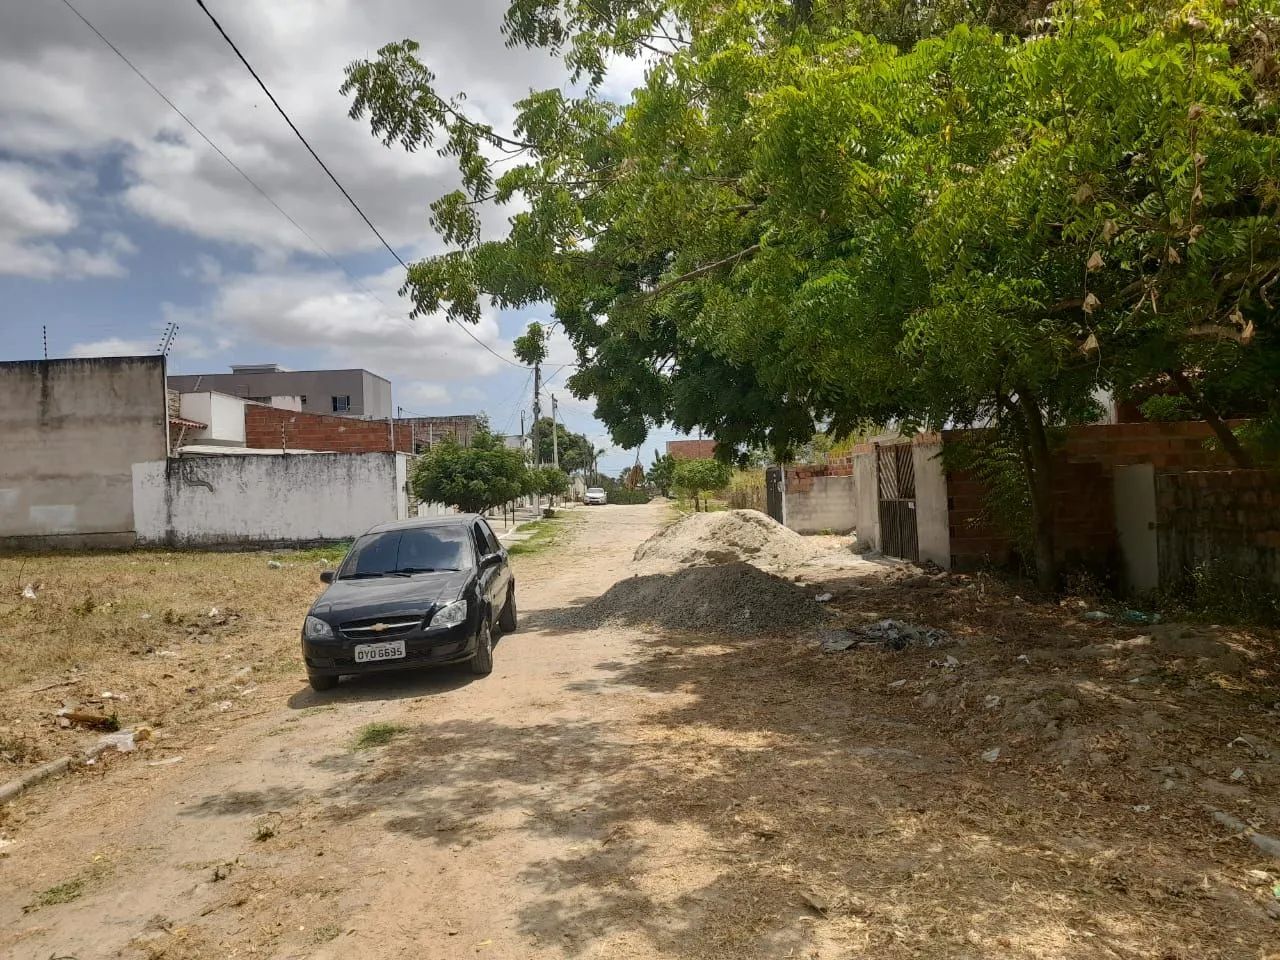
[319,570,335,584]
[481,553,502,568]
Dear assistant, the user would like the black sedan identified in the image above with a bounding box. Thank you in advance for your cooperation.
[300,515,516,691]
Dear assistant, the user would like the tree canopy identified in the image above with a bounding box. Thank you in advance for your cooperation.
[673,458,734,511]
[411,429,529,514]
[531,416,595,473]
[346,0,1280,586]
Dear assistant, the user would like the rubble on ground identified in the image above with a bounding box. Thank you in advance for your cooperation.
[633,509,827,570]
[555,561,833,635]
[819,618,952,653]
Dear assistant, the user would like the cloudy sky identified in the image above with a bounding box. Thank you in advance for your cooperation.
[0,0,679,474]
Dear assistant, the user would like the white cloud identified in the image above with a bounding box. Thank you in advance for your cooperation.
[0,161,134,278]
[0,0,564,257]
[170,263,513,385]
[68,336,153,357]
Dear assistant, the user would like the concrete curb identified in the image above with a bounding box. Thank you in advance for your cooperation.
[0,755,75,804]
[0,739,119,805]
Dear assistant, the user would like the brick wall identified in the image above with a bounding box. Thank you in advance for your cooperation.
[395,415,480,451]
[944,421,1237,572]
[667,439,718,460]
[245,406,411,453]
[1157,470,1280,587]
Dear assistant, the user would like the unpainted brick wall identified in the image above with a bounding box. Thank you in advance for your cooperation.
[244,406,411,453]
[944,421,1236,572]
[782,467,856,533]
[1156,470,1280,587]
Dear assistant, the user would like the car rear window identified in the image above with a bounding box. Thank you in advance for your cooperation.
[339,526,473,578]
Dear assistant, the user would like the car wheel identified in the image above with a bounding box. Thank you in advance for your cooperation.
[469,618,494,676]
[308,672,338,692]
[498,586,517,633]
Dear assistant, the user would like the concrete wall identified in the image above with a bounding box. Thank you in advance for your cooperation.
[0,356,168,549]
[913,439,950,568]
[179,392,247,446]
[132,452,409,547]
[168,369,391,419]
[783,474,856,534]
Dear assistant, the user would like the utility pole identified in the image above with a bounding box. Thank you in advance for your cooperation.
[531,360,543,465]
[551,394,560,471]
[42,325,48,360]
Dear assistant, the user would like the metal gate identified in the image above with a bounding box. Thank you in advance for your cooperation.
[877,443,919,561]
[765,466,784,524]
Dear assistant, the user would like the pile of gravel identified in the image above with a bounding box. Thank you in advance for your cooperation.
[557,561,833,635]
[633,509,826,570]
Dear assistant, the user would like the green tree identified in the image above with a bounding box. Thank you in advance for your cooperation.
[532,417,594,473]
[673,458,733,512]
[412,429,529,514]
[530,465,570,505]
[346,0,1280,590]
[647,453,676,497]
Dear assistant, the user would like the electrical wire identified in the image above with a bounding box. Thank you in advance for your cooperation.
[56,0,382,302]
[194,0,529,370]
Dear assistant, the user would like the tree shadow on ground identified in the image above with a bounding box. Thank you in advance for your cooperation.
[183,566,1277,958]
[285,660,484,709]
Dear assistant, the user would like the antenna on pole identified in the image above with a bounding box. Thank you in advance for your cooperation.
[42,325,48,360]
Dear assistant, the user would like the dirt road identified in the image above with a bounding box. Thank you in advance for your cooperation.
[4,502,1279,959]
[2,504,688,959]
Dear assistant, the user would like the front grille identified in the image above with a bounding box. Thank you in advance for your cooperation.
[338,615,423,641]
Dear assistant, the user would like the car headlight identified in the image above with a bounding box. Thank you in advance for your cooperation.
[304,615,334,640]
[429,599,467,630]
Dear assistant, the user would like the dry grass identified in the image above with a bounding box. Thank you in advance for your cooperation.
[0,548,333,770]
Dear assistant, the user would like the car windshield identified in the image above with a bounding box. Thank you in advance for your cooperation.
[587,488,605,495]
[338,526,473,579]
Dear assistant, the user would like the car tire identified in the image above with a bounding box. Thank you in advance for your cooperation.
[498,586,517,633]
[308,672,338,692]
[469,618,494,676]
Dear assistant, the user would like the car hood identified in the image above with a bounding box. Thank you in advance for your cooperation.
[310,570,472,621]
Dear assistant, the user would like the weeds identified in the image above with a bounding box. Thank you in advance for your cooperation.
[352,722,403,750]
[252,813,282,842]
[311,923,342,943]
[506,514,581,558]
[24,871,97,912]
[1158,559,1280,627]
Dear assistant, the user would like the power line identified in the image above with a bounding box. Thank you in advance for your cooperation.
[57,0,391,312]
[194,0,528,371]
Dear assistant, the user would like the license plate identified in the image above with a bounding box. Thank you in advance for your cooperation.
[354,640,406,664]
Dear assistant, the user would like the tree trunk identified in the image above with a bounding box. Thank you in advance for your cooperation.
[1015,388,1059,593]
[1166,368,1254,467]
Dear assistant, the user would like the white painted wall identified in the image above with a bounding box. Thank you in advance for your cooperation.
[0,356,168,548]
[913,440,951,569]
[133,452,405,546]
[852,452,879,552]
[179,392,247,446]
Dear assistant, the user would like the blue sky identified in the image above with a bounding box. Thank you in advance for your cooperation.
[0,0,680,476]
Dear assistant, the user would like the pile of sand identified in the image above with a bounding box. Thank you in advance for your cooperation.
[634,510,826,570]
[556,562,833,635]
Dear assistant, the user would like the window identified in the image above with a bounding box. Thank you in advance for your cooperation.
[480,521,502,555]
[299,394,308,405]
[338,527,473,578]
[471,524,489,558]
[331,395,351,413]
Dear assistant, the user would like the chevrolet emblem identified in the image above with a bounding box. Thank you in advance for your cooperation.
[368,623,391,633]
